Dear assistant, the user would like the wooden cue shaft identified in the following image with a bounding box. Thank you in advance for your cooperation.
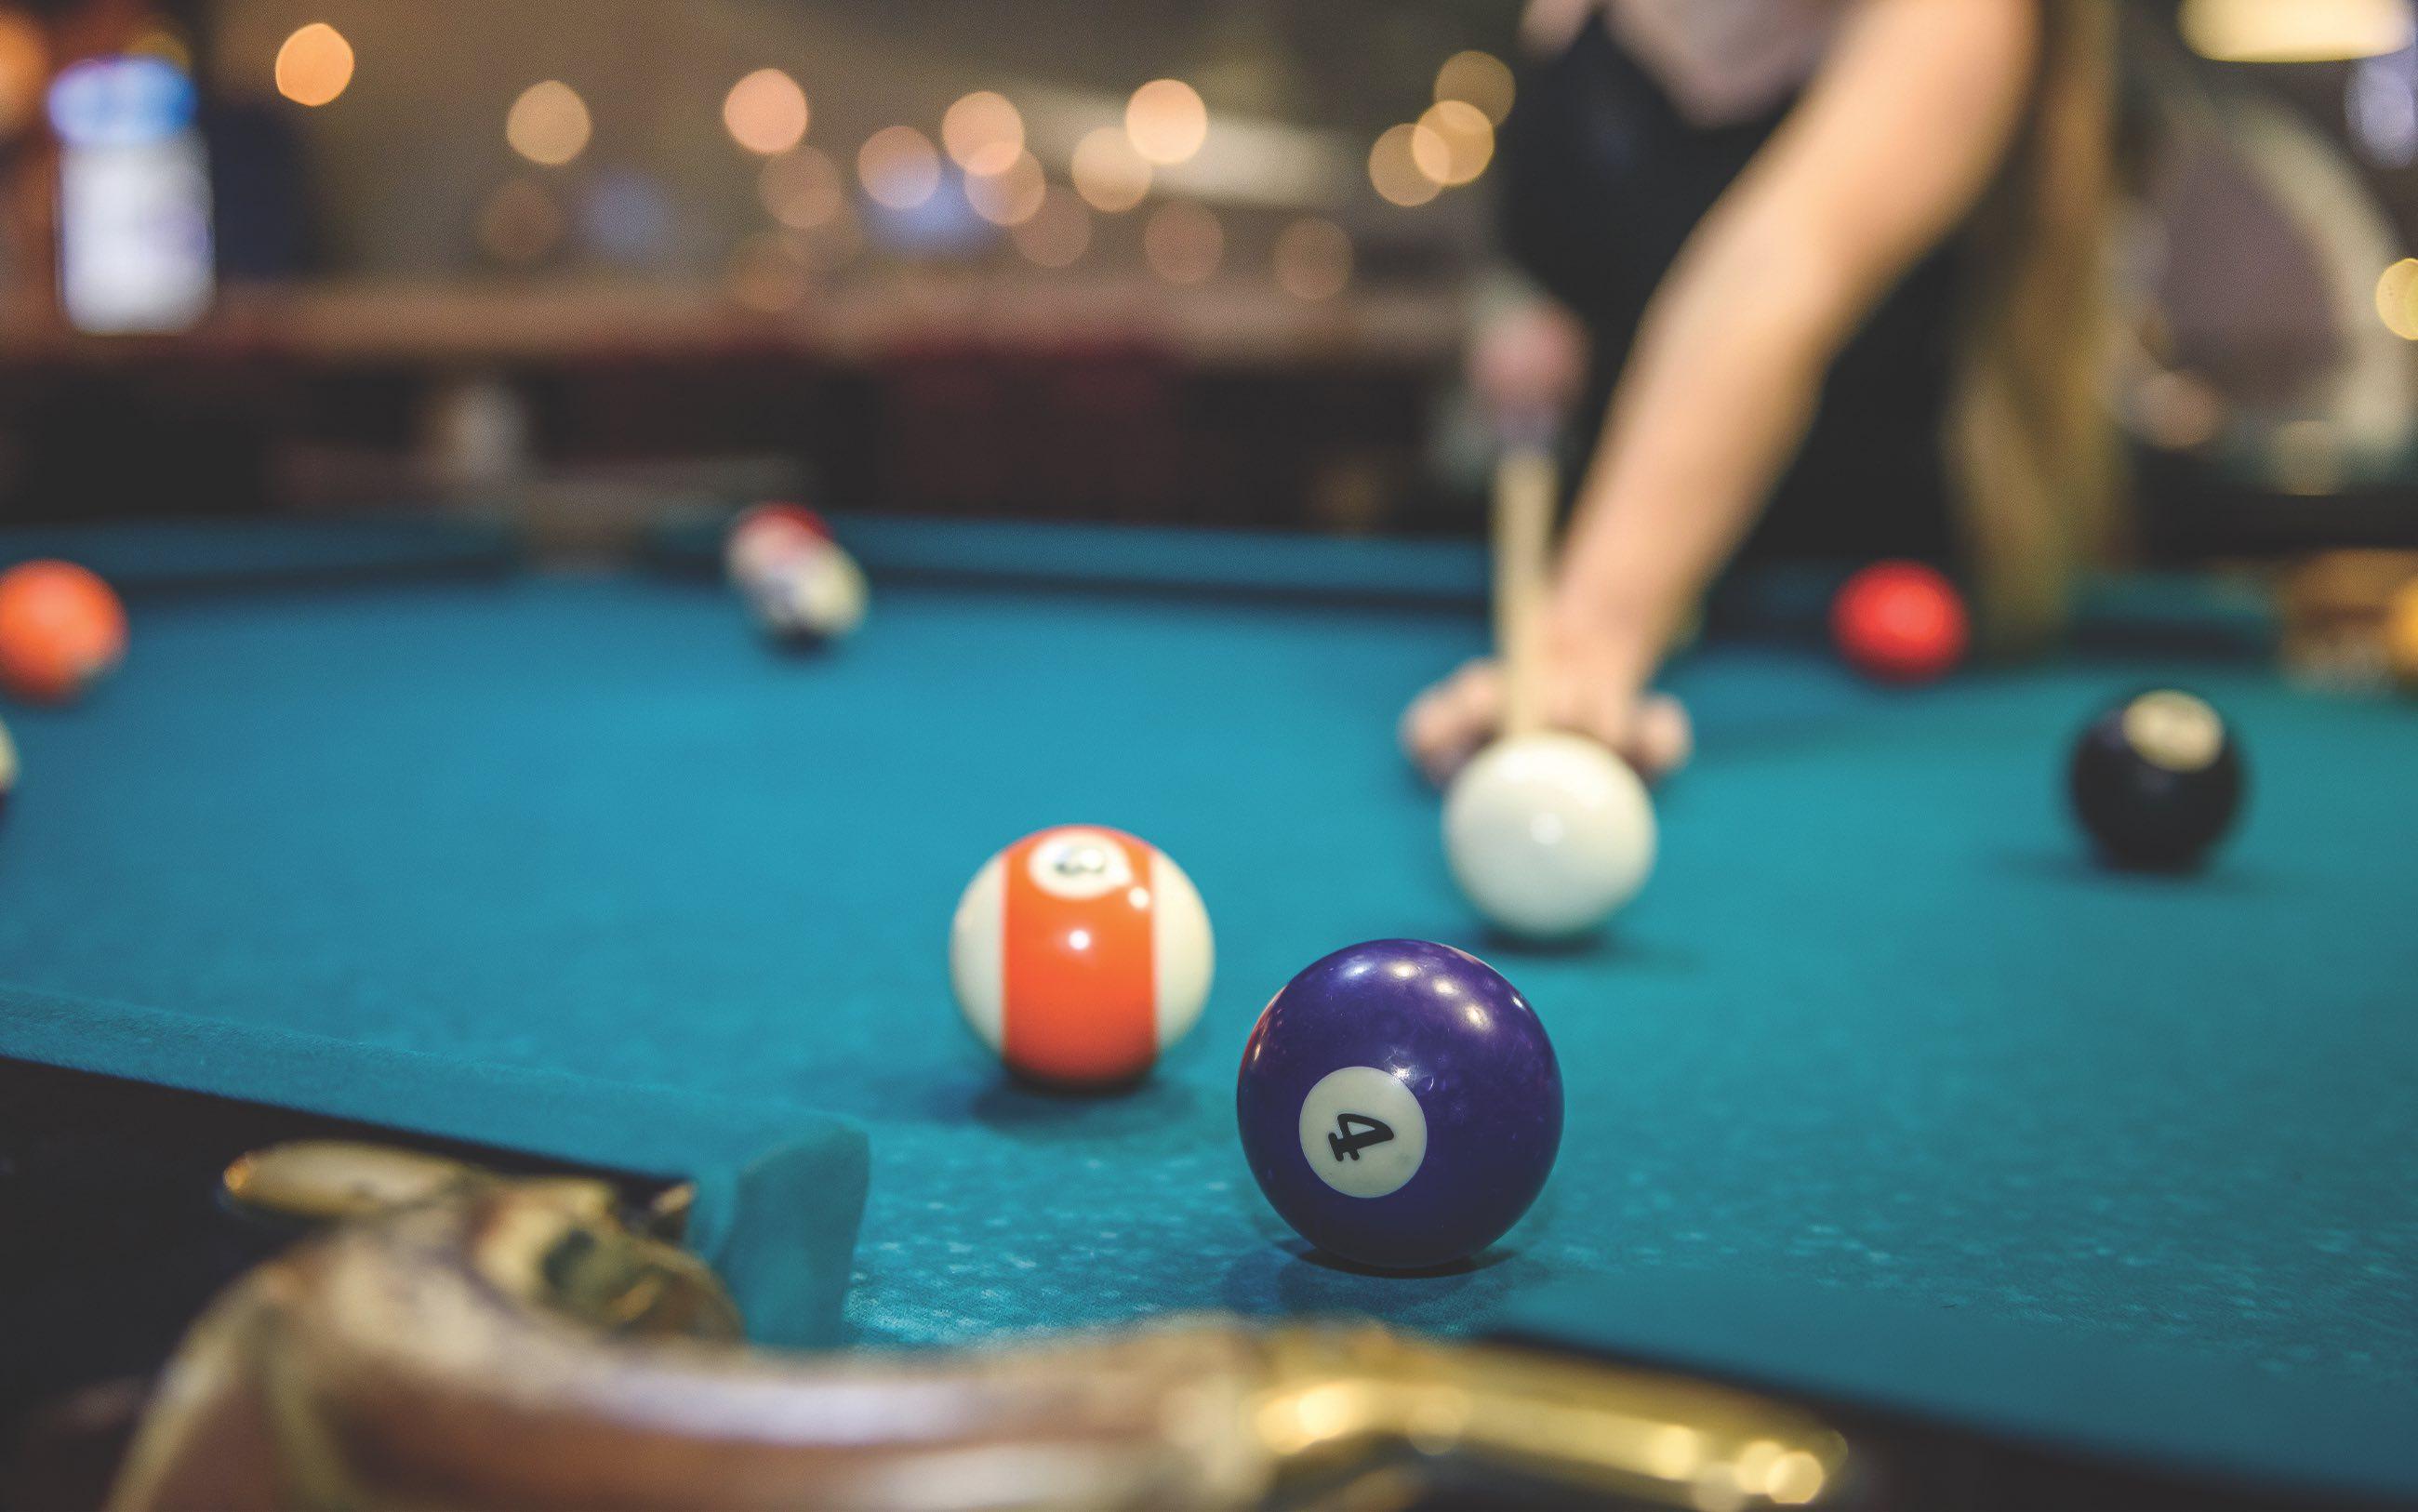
[1493,444,1557,740]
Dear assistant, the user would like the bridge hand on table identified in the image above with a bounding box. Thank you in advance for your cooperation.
[1400,656,1694,789]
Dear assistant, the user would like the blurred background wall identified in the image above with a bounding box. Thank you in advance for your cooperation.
[0,0,2414,555]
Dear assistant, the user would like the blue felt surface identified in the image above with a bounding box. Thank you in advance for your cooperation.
[0,544,2410,1490]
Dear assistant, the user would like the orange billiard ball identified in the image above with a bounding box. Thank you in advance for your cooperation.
[949,826,1214,1088]
[0,560,127,704]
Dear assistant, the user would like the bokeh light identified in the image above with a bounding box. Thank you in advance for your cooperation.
[943,90,1024,176]
[760,145,844,230]
[964,149,1046,226]
[0,11,49,135]
[1368,124,1440,206]
[2376,257,2418,338]
[1013,185,1092,267]
[1143,201,1222,285]
[1125,77,1208,166]
[2180,0,2413,61]
[1071,126,1151,212]
[1434,49,1515,124]
[580,168,674,265]
[2349,46,2418,166]
[506,80,591,167]
[274,22,352,108]
[1273,217,1352,300]
[1412,99,1493,186]
[859,125,940,210]
[724,68,808,156]
[476,177,566,266]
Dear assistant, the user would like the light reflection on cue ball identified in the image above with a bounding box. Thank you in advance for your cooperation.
[1442,732,1656,939]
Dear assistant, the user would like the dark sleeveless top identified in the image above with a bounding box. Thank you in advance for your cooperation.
[1495,15,1960,562]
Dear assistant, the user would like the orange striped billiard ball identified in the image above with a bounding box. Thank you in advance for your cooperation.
[950,826,1214,1088]
[0,560,126,705]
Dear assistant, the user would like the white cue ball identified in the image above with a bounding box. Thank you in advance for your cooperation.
[1442,731,1656,939]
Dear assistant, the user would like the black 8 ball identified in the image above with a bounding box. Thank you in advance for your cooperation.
[2068,689,2245,869]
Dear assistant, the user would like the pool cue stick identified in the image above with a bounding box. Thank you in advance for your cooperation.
[1493,428,1558,741]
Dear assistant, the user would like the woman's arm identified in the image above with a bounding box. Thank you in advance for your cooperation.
[1550,0,2042,696]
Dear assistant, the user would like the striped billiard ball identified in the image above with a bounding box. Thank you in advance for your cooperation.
[950,826,1214,1088]
[724,502,831,587]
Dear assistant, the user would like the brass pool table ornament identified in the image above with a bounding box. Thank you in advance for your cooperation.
[222,1138,698,1243]
[223,1141,529,1222]
[122,1151,1848,1509]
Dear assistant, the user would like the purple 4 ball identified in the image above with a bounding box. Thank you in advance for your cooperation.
[1237,939,1563,1270]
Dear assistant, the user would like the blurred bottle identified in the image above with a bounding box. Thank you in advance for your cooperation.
[47,53,212,333]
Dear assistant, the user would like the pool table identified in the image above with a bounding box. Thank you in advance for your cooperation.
[1,514,2412,1505]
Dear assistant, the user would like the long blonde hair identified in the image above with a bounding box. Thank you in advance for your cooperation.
[1947,0,2125,652]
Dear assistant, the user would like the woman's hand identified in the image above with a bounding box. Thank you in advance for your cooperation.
[1399,636,1693,789]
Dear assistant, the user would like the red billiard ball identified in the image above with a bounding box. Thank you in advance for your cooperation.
[0,561,126,705]
[949,826,1214,1088]
[1831,561,1968,683]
